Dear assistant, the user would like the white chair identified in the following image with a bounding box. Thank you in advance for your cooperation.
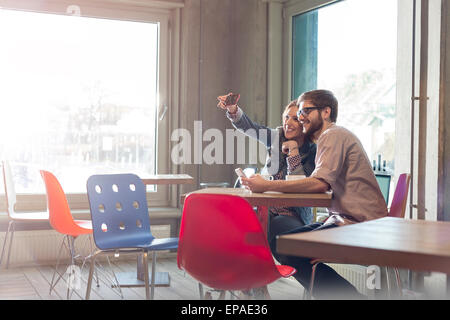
[0,161,49,268]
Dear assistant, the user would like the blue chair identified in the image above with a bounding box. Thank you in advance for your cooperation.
[85,173,178,300]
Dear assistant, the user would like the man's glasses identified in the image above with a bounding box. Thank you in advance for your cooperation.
[297,106,324,117]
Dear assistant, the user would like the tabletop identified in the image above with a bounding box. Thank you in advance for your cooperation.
[141,174,194,185]
[277,216,450,274]
[180,187,333,208]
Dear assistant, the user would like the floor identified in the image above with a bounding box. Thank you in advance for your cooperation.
[0,256,305,300]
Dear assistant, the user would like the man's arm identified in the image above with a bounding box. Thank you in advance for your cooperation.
[240,175,329,193]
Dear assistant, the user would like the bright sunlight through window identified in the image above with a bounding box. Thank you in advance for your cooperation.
[0,9,159,193]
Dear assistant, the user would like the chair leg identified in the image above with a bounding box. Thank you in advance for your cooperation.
[218,291,226,300]
[204,291,212,300]
[307,262,319,300]
[0,220,13,268]
[67,236,77,300]
[5,221,15,269]
[85,252,99,300]
[142,251,150,300]
[49,235,69,294]
[394,268,403,298]
[84,234,100,288]
[151,251,157,300]
[259,286,271,300]
[385,267,392,299]
[198,283,204,299]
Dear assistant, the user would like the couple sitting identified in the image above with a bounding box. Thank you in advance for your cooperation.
[218,89,387,299]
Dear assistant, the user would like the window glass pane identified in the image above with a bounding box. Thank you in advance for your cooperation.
[0,9,158,193]
[292,11,318,98]
[293,0,397,176]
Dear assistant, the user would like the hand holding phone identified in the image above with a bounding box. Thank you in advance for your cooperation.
[235,168,246,178]
[217,93,240,113]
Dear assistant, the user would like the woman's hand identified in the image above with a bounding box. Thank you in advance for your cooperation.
[240,174,270,193]
[217,93,239,114]
[282,140,299,156]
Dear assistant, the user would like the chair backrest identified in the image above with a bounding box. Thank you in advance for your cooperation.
[40,170,89,236]
[86,173,153,250]
[177,193,282,291]
[2,161,17,216]
[375,173,391,205]
[388,173,411,218]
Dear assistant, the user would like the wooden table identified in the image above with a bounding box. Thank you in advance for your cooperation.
[115,174,194,288]
[181,188,333,234]
[277,217,450,295]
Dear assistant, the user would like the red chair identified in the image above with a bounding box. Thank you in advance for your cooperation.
[387,173,411,218]
[40,170,102,299]
[177,193,296,299]
[308,173,411,299]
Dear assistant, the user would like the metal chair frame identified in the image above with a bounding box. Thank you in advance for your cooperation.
[1,161,48,269]
[40,170,121,299]
[85,173,178,300]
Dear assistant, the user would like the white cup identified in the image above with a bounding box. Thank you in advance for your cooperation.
[285,175,305,181]
[260,174,274,181]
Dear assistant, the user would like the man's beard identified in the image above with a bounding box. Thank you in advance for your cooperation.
[304,113,323,139]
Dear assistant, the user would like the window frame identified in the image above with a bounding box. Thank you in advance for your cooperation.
[0,0,181,210]
[281,0,339,101]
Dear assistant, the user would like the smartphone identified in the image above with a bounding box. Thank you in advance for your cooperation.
[235,167,246,178]
[225,93,240,106]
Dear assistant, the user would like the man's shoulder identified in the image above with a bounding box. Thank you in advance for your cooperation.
[323,124,353,135]
[319,124,359,144]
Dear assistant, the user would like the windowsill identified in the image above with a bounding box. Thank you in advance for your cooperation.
[0,206,181,232]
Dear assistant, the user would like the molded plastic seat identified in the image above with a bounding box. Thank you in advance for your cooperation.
[0,161,48,268]
[387,173,411,218]
[178,193,295,298]
[40,170,92,237]
[40,170,95,299]
[85,173,178,300]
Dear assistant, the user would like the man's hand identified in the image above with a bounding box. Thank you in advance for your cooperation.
[282,140,299,156]
[240,174,270,193]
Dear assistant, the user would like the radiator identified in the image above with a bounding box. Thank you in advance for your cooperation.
[281,263,373,298]
[0,225,174,267]
[327,263,371,296]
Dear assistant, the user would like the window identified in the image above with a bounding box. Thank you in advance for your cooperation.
[291,0,397,175]
[0,4,173,209]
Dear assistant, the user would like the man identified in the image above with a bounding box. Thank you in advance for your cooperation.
[241,89,388,299]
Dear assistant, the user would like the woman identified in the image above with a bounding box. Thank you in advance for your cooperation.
[217,93,317,244]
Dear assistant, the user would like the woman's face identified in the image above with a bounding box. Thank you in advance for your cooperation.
[282,106,303,140]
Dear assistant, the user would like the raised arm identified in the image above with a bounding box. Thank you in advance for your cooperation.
[218,93,275,147]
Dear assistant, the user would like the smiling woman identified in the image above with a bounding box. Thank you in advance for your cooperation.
[0,4,173,208]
